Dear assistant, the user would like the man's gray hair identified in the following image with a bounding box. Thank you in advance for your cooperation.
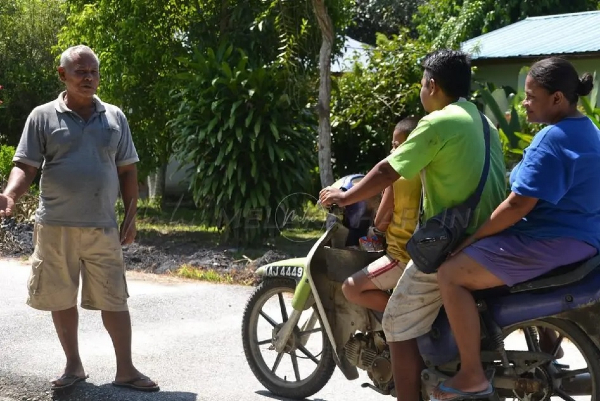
[59,45,100,68]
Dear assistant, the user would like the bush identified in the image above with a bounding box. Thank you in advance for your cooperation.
[0,0,65,146]
[0,144,39,222]
[169,45,317,246]
[0,144,15,187]
[331,32,428,176]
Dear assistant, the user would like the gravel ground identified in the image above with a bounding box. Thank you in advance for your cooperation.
[0,218,292,285]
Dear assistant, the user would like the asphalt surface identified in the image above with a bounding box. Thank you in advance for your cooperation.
[0,258,383,401]
[0,258,590,401]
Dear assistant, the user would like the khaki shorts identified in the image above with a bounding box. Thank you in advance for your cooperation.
[27,223,129,312]
[362,254,406,290]
[382,260,442,342]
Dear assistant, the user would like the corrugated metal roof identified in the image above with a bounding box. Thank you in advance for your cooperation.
[461,10,600,60]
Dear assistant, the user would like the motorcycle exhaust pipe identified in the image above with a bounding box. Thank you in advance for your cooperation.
[423,368,592,397]
[559,372,592,396]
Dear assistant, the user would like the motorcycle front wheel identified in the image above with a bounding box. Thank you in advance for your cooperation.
[241,278,336,400]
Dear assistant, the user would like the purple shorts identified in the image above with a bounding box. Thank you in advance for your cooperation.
[463,232,598,286]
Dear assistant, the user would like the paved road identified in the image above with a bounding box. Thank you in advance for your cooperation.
[0,258,383,401]
[0,258,590,401]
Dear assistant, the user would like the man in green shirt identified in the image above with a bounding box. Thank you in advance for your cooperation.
[319,49,507,401]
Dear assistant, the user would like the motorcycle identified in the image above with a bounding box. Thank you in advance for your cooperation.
[241,174,600,400]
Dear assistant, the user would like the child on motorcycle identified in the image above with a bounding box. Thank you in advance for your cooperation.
[341,116,422,314]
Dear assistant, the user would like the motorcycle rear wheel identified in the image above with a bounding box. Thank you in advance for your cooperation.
[499,317,600,401]
[241,278,336,400]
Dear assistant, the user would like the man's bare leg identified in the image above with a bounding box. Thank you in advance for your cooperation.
[51,307,87,384]
[389,339,424,401]
[102,310,157,389]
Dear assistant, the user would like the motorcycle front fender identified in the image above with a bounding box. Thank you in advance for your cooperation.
[255,258,313,311]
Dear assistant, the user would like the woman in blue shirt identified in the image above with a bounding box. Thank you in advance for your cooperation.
[432,57,600,400]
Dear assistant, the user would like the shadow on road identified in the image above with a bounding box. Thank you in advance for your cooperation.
[255,390,327,401]
[51,382,197,401]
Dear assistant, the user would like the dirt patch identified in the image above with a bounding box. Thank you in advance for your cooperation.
[0,218,294,286]
[123,242,291,285]
[0,218,33,257]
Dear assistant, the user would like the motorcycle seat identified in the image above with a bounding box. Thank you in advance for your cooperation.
[472,253,600,299]
[509,253,600,293]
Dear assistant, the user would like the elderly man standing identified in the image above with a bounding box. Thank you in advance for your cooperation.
[0,45,158,392]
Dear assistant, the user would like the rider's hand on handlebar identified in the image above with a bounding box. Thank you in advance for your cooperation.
[319,186,346,208]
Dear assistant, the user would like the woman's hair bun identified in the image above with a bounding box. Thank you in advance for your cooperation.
[578,72,594,97]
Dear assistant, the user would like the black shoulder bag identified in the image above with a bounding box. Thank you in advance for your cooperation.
[406,111,491,274]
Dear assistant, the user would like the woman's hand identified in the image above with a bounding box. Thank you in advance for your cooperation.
[450,236,477,257]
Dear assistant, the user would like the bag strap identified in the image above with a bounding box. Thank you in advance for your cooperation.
[465,111,492,208]
[416,110,491,223]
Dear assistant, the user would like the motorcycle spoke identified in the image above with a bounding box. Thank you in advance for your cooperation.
[556,367,589,379]
[554,388,577,401]
[297,344,320,364]
[278,293,289,322]
[259,311,278,327]
[271,351,284,374]
[298,327,322,337]
[290,351,301,381]
[257,338,272,346]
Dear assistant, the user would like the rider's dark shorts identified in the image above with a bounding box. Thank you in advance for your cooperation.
[463,233,597,286]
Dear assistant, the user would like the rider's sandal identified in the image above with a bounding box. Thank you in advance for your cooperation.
[430,369,496,401]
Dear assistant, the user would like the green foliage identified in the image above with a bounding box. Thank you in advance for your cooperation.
[414,0,600,49]
[57,0,197,179]
[0,0,65,146]
[581,97,600,129]
[0,145,16,185]
[0,144,39,222]
[330,31,428,176]
[188,0,349,72]
[169,45,317,246]
[580,71,600,128]
[346,0,425,45]
[57,0,351,181]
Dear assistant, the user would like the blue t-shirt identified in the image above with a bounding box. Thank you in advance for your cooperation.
[508,116,600,250]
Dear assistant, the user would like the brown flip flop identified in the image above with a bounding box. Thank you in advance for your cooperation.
[112,376,160,392]
[50,374,89,391]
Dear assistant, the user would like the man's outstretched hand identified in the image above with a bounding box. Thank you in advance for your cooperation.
[0,194,15,218]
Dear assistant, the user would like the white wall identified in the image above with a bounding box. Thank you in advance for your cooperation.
[165,156,193,196]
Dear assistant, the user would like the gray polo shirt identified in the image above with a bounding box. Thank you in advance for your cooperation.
[13,91,139,228]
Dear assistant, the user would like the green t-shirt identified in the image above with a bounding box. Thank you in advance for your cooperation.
[387,100,507,234]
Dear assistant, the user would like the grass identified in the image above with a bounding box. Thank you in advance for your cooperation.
[175,264,235,284]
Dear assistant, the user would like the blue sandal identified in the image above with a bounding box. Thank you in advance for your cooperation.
[430,381,495,401]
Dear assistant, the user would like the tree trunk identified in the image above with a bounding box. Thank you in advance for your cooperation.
[147,164,167,207]
[311,0,334,188]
